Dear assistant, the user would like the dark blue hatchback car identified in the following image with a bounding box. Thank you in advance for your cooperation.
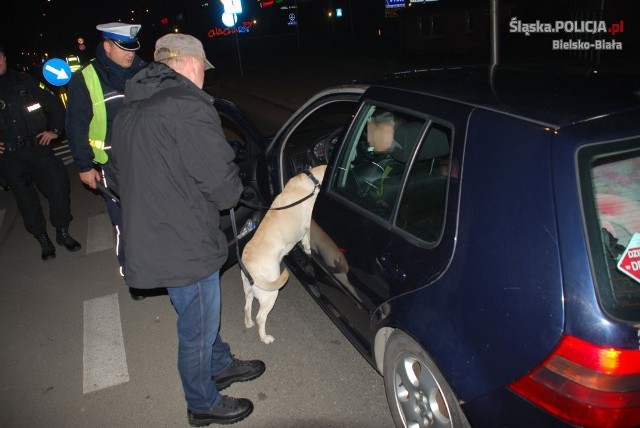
[252,66,640,428]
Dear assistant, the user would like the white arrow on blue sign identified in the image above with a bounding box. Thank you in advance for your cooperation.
[43,58,72,86]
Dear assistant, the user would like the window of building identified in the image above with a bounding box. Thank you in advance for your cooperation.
[418,15,443,38]
[464,11,474,33]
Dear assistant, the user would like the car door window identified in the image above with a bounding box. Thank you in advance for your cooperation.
[220,114,249,162]
[396,122,452,242]
[281,100,359,180]
[333,105,427,220]
[214,98,266,166]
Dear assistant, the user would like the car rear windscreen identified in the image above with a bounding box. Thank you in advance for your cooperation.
[581,139,640,321]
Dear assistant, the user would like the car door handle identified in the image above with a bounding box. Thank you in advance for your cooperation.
[376,253,407,283]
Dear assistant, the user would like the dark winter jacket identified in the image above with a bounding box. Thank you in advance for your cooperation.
[65,42,146,172]
[110,61,243,289]
[0,69,65,147]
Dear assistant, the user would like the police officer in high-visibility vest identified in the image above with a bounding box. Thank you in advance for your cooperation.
[66,23,146,299]
[0,44,81,260]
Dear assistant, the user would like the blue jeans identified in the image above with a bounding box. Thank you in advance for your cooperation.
[167,271,233,411]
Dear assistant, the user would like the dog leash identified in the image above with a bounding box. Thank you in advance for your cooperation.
[96,168,321,211]
[237,170,321,211]
[97,169,320,287]
[238,190,315,211]
[230,207,255,285]
[96,181,257,285]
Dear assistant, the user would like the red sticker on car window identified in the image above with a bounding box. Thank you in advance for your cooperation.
[617,233,640,284]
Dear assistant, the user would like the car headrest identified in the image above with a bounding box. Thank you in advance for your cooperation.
[391,122,423,163]
[417,126,450,160]
[391,122,450,163]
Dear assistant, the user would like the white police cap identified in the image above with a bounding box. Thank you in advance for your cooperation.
[96,22,141,51]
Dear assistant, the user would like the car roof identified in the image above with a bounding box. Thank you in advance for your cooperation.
[361,66,640,129]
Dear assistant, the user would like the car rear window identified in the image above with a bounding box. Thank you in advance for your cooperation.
[581,139,640,320]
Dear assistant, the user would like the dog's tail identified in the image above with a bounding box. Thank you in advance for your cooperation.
[253,267,290,291]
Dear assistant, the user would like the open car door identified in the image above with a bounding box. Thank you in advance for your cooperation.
[214,98,271,272]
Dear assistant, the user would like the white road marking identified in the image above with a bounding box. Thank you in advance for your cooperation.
[83,293,129,394]
[86,213,114,254]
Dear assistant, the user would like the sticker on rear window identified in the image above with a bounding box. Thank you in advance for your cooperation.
[617,233,640,284]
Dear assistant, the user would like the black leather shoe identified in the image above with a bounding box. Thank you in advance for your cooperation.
[130,290,146,301]
[214,358,265,390]
[35,233,56,261]
[188,396,253,426]
[56,227,81,252]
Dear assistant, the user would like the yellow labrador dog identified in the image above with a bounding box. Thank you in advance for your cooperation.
[241,165,327,344]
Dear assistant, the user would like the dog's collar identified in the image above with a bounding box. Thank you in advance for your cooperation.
[304,169,321,188]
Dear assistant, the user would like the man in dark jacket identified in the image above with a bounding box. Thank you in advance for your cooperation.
[0,44,81,260]
[65,23,147,298]
[110,33,264,426]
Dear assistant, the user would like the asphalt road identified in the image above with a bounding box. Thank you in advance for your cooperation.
[0,164,395,428]
[0,61,397,426]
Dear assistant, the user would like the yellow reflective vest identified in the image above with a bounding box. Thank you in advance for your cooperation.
[81,64,109,164]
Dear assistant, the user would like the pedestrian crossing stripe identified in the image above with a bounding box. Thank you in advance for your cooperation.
[83,293,129,393]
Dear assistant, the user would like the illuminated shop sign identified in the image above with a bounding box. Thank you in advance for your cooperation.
[220,0,243,27]
[208,21,254,38]
[261,0,287,8]
[385,0,405,8]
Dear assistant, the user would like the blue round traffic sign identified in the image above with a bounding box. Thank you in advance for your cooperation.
[42,58,72,86]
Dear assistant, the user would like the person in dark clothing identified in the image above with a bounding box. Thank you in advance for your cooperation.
[111,33,264,426]
[65,22,147,299]
[0,44,81,260]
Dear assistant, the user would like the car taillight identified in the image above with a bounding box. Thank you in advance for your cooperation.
[509,335,640,428]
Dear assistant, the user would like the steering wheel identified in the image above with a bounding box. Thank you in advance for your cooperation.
[323,126,344,163]
[311,127,342,164]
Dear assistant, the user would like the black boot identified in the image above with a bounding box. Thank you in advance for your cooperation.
[56,227,82,252]
[35,233,56,261]
[130,289,147,301]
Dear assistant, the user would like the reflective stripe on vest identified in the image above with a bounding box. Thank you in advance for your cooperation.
[81,64,109,164]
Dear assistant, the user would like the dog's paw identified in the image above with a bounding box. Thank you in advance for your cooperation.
[260,335,275,344]
[245,319,255,329]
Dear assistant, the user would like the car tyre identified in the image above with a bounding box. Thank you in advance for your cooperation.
[383,330,470,428]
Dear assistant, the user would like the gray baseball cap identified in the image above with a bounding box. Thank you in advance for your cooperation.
[154,33,214,70]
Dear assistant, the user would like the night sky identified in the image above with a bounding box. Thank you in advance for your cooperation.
[1,0,228,56]
[2,1,638,73]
